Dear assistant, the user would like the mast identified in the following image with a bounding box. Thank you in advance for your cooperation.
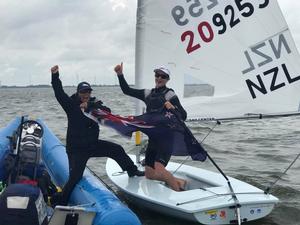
[135,0,146,115]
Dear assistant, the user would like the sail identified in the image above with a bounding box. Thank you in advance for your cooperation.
[135,0,300,120]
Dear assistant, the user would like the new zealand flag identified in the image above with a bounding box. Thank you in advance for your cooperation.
[87,109,207,161]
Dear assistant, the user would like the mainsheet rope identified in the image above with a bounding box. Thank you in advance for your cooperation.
[264,152,300,194]
[172,120,221,175]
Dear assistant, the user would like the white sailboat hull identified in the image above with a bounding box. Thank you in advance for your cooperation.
[106,155,278,224]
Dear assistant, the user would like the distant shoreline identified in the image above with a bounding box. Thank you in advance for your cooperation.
[0,84,122,88]
[0,84,209,88]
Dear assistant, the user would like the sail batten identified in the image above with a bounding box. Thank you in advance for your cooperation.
[135,0,300,119]
[249,28,289,48]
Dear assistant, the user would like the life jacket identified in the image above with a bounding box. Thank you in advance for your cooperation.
[144,87,175,113]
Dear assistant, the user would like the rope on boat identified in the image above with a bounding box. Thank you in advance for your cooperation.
[172,120,221,175]
[264,152,300,194]
[176,191,265,206]
[170,115,242,224]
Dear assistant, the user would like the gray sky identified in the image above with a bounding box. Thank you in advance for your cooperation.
[0,0,299,86]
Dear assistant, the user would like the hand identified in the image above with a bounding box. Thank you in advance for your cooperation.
[80,102,88,110]
[114,62,123,75]
[164,101,175,110]
[51,65,59,74]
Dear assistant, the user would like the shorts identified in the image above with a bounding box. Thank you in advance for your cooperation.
[144,138,172,168]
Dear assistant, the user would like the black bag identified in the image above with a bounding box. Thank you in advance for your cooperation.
[0,183,48,225]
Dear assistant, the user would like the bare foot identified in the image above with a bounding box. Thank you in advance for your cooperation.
[176,178,187,191]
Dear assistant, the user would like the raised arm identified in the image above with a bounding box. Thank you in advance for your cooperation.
[114,63,145,101]
[51,65,73,113]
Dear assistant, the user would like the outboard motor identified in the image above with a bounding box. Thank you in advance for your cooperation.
[5,120,44,184]
[15,120,43,183]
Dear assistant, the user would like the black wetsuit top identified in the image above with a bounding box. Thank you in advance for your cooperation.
[51,72,110,153]
[117,74,187,167]
[117,74,187,120]
[51,72,139,206]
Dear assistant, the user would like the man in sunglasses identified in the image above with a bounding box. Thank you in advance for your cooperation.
[50,65,144,206]
[114,63,187,191]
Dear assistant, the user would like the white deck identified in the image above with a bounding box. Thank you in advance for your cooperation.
[106,155,278,224]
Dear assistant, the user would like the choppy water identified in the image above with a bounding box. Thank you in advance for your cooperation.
[0,87,299,225]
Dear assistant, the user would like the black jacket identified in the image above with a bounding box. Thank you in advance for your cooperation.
[51,72,110,153]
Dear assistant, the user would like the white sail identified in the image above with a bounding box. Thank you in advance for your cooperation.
[135,0,300,120]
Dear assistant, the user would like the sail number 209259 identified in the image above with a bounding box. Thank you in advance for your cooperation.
[171,0,269,54]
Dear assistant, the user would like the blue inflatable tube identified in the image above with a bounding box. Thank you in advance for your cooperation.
[37,119,141,225]
[0,118,141,225]
[0,117,21,180]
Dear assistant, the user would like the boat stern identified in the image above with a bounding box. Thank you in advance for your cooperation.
[193,200,278,224]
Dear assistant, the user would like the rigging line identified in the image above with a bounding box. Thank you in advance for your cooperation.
[168,109,230,183]
[264,152,300,194]
[176,191,265,206]
[226,180,242,225]
[171,111,241,224]
[172,120,221,175]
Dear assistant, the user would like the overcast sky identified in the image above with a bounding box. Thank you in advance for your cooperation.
[0,0,299,86]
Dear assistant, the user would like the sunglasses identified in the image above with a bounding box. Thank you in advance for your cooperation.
[155,73,169,79]
[79,89,92,94]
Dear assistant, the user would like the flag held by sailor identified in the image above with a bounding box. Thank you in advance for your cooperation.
[89,109,207,161]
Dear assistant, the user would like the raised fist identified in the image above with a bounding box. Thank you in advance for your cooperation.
[51,65,59,74]
[114,62,123,75]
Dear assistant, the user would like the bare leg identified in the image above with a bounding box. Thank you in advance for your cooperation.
[145,162,186,191]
